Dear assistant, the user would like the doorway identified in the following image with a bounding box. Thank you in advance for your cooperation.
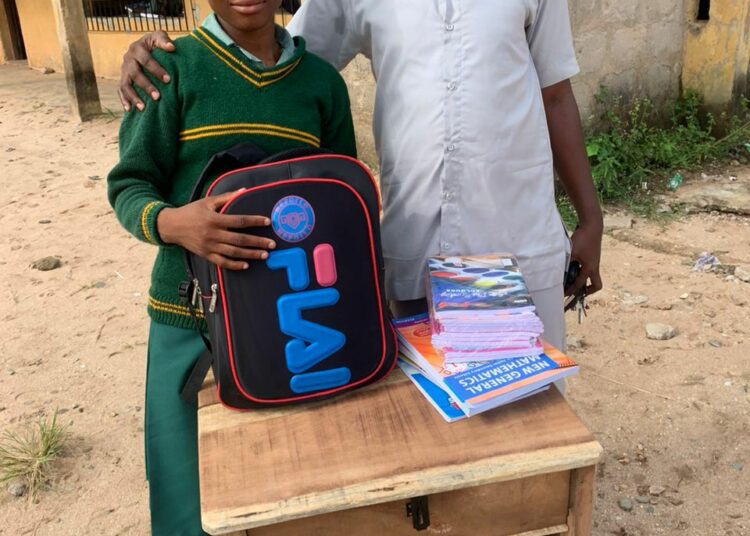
[2,0,26,60]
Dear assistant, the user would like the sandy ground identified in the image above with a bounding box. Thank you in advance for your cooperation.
[1,63,749,536]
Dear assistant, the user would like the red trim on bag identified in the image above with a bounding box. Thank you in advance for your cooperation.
[207,154,382,212]
[216,178,393,405]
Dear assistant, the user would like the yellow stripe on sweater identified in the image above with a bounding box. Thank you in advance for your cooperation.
[140,201,162,244]
[180,123,320,146]
[148,296,205,318]
[180,128,320,146]
[194,28,299,79]
[190,32,301,89]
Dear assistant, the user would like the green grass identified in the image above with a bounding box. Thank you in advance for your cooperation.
[0,412,69,500]
[558,89,750,226]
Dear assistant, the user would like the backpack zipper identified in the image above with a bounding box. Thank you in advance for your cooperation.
[208,283,218,313]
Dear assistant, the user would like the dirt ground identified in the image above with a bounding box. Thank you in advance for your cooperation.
[0,63,748,536]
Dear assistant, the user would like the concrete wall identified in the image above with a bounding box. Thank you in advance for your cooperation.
[569,0,686,122]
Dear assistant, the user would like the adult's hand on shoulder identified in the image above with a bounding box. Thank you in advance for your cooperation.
[118,30,176,112]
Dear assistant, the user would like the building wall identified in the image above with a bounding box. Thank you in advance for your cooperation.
[682,0,750,110]
[5,0,749,137]
[15,0,63,71]
[569,0,686,122]
[13,0,215,75]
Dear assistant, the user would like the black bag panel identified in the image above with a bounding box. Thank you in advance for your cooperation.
[183,150,397,410]
[217,181,389,403]
[206,156,381,227]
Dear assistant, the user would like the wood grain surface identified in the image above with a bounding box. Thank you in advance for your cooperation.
[249,471,570,536]
[198,372,601,534]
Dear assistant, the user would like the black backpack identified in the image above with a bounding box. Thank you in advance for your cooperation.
[179,144,398,409]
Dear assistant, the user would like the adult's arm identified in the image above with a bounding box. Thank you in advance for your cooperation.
[542,80,603,296]
[118,30,176,111]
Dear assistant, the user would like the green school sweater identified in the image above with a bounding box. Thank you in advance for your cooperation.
[108,29,357,329]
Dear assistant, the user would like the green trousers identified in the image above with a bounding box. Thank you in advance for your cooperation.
[145,321,209,536]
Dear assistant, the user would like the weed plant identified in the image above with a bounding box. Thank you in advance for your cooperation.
[558,89,750,225]
[0,412,68,500]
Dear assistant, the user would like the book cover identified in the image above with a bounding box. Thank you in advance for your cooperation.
[395,314,578,416]
[398,359,467,422]
[426,254,535,313]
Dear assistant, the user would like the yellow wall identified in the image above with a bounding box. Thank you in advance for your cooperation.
[683,0,750,107]
[15,0,63,71]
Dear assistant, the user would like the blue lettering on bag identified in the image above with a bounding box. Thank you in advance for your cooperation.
[267,248,350,393]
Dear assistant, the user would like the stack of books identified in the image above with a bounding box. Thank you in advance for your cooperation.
[396,314,579,422]
[426,255,545,363]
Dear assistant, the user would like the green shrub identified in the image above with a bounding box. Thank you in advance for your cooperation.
[559,89,750,223]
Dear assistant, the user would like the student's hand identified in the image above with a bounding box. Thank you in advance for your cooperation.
[118,31,176,112]
[566,223,603,297]
[156,191,276,270]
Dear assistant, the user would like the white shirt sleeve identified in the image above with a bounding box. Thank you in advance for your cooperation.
[526,0,580,88]
[286,0,364,70]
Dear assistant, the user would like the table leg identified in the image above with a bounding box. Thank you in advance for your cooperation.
[562,465,596,536]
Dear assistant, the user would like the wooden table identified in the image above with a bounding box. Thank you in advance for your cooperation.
[198,372,602,536]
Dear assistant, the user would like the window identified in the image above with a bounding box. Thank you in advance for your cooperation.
[83,0,196,32]
[697,0,710,21]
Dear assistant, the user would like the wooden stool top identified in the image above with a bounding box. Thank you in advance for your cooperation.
[198,371,602,534]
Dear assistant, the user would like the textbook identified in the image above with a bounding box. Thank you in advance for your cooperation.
[398,358,550,422]
[398,359,467,422]
[395,314,578,417]
[426,254,545,362]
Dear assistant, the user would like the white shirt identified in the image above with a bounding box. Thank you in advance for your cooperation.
[288,0,580,300]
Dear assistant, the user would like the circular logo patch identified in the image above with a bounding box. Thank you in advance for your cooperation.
[271,195,315,243]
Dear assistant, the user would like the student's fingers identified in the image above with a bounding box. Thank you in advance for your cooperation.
[206,253,249,271]
[214,213,271,229]
[215,244,270,261]
[215,230,276,250]
[205,190,240,210]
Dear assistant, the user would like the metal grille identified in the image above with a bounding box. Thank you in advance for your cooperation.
[84,0,196,32]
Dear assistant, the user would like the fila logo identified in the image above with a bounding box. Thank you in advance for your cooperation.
[267,245,350,394]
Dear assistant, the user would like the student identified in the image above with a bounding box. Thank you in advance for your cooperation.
[107,1,355,533]
[118,0,603,353]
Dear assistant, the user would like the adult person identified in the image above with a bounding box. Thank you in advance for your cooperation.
[117,0,602,353]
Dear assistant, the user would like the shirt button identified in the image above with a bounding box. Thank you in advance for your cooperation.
[443,191,453,201]
[447,82,457,91]
[442,242,451,250]
[447,144,456,152]
[445,23,454,31]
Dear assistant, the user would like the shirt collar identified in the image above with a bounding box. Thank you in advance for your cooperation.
[201,13,295,66]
